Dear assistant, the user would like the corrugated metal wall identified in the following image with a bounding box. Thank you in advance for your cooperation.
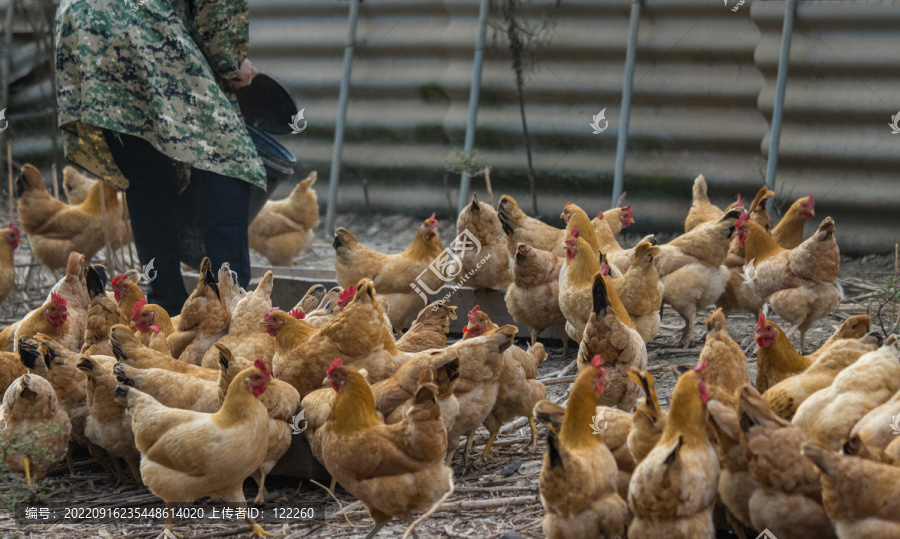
[5,0,899,253]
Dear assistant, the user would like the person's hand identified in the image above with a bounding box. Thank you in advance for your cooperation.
[229,59,258,89]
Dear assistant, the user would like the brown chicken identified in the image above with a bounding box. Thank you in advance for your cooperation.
[455,193,512,289]
[738,386,836,538]
[116,361,276,537]
[723,186,774,268]
[804,442,900,538]
[698,309,750,405]
[110,324,218,381]
[558,232,601,342]
[498,195,566,257]
[770,281,841,355]
[628,364,719,539]
[77,355,141,483]
[626,370,667,465]
[200,271,276,369]
[504,242,568,351]
[577,272,646,411]
[110,272,146,323]
[269,280,402,399]
[295,283,327,313]
[131,299,176,345]
[167,258,231,364]
[562,202,604,257]
[82,266,129,355]
[16,164,122,273]
[62,165,94,204]
[0,373,71,484]
[754,312,811,393]
[59,167,132,249]
[536,355,628,539]
[706,398,758,535]
[793,339,900,451]
[657,210,741,347]
[334,214,444,333]
[764,333,879,421]
[810,314,871,360]
[683,174,744,232]
[248,171,319,266]
[318,358,454,537]
[13,292,71,354]
[395,300,457,353]
[602,204,634,235]
[462,306,547,458]
[772,193,815,249]
[848,380,900,455]
[112,362,220,412]
[0,222,20,304]
[612,241,663,343]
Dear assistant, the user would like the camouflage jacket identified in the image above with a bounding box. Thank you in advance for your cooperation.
[54,0,266,190]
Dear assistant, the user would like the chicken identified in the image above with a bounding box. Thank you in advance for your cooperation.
[764,333,879,421]
[793,338,900,451]
[848,380,900,454]
[626,370,667,465]
[558,233,600,342]
[498,194,566,257]
[217,262,246,312]
[803,442,900,538]
[109,324,218,381]
[577,272,647,411]
[658,210,740,347]
[536,355,628,539]
[0,373,71,484]
[112,362,220,412]
[296,283,327,313]
[698,309,750,405]
[303,286,346,328]
[505,243,567,352]
[461,306,547,458]
[588,210,623,255]
[395,300,457,353]
[602,204,634,236]
[167,257,231,364]
[738,385,836,538]
[268,280,402,399]
[0,349,28,397]
[754,312,812,393]
[200,271,276,369]
[333,214,444,333]
[446,325,516,467]
[772,193,816,249]
[248,170,319,266]
[59,167,132,249]
[612,241,663,342]
[562,202,604,257]
[736,214,840,300]
[717,188,775,316]
[723,186,774,267]
[706,398,758,534]
[628,364,719,539]
[770,282,842,355]
[76,355,141,483]
[110,272,146,323]
[13,292,71,354]
[810,314,871,361]
[62,165,94,204]
[318,358,454,538]
[82,265,129,355]
[455,193,512,289]
[116,360,275,537]
[0,222,20,303]
[683,174,743,232]
[131,299,175,345]
[15,164,122,273]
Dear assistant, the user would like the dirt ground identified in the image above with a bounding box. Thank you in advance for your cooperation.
[0,211,896,539]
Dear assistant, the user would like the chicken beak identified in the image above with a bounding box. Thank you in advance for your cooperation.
[322,377,330,387]
[267,380,276,387]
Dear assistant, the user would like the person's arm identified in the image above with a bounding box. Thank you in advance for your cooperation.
[190,0,249,81]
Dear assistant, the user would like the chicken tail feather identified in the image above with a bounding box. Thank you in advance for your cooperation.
[591,273,609,315]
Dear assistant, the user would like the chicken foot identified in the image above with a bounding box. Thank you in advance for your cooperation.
[23,455,32,486]
[251,470,269,504]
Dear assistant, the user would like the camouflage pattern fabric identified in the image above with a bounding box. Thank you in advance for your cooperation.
[54,0,266,191]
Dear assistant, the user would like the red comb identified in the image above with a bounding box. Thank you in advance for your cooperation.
[596,211,604,220]
[338,285,356,308]
[254,359,273,379]
[8,223,19,236]
[623,204,632,217]
[756,312,766,333]
[50,292,67,309]
[601,264,610,276]
[807,193,814,208]
[467,305,481,323]
[736,212,750,226]
[289,308,305,319]
[132,298,147,320]
[263,306,279,322]
[590,355,604,368]
[736,194,743,206]
[327,358,343,376]
[429,212,437,222]
[111,273,127,286]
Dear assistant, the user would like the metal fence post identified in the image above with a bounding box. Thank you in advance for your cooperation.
[325,0,360,235]
[765,0,798,190]
[611,0,642,208]
[457,0,489,214]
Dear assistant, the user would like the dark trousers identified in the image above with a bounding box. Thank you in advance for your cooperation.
[103,130,251,315]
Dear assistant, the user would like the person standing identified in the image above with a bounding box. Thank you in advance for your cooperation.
[54,0,264,314]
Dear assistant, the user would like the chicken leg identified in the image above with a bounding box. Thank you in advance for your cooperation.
[24,455,32,486]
